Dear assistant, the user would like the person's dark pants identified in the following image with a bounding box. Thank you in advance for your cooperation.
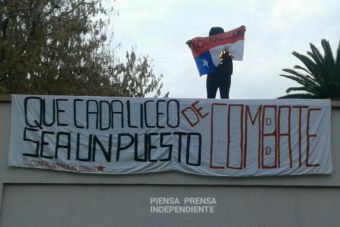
[206,75,231,99]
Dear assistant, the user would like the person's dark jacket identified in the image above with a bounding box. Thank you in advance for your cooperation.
[219,52,233,77]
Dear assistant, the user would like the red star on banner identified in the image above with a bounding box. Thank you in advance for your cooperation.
[97,165,105,172]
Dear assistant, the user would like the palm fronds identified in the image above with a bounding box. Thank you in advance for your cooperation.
[280,39,340,99]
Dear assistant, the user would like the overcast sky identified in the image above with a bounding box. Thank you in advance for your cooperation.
[111,0,340,99]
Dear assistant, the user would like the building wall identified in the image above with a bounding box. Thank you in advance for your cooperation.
[1,96,340,227]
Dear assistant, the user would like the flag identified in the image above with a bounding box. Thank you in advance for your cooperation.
[187,25,246,76]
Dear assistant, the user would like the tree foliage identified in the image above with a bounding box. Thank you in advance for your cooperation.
[0,0,166,97]
[279,39,340,99]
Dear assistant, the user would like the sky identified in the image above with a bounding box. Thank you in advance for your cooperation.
[111,0,340,99]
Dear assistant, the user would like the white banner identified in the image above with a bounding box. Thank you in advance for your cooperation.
[8,95,332,176]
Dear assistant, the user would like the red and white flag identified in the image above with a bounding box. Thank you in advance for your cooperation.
[187,25,246,75]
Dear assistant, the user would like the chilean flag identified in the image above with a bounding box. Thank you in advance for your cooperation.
[187,25,246,76]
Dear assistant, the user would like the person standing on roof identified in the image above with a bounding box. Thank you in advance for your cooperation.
[206,27,233,99]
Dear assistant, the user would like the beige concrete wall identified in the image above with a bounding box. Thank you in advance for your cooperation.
[1,96,340,227]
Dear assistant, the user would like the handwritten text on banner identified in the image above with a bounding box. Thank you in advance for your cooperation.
[8,95,332,176]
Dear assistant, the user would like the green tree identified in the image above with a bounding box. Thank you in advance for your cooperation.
[112,51,166,97]
[0,0,166,97]
[279,39,340,99]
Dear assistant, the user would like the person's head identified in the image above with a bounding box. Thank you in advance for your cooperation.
[209,27,224,36]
